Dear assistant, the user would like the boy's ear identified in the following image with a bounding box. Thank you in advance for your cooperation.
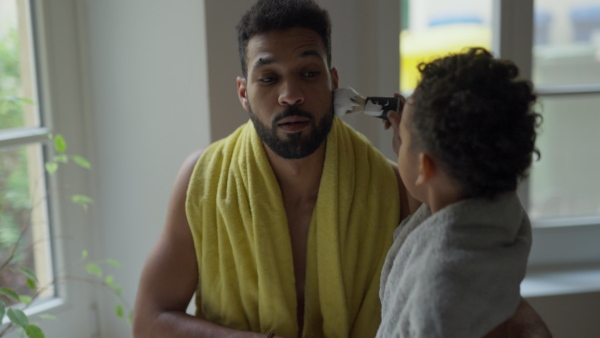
[416,153,436,186]
[237,76,249,111]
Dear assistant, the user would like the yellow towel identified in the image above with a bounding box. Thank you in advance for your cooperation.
[186,117,400,337]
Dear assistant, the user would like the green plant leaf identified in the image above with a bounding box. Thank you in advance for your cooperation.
[104,275,115,286]
[44,162,58,175]
[26,278,37,291]
[72,194,93,204]
[81,250,88,260]
[106,259,122,268]
[85,263,103,277]
[72,155,91,169]
[0,287,20,302]
[53,154,68,163]
[71,194,93,210]
[25,324,45,338]
[0,300,6,320]
[110,285,123,297]
[114,305,124,318]
[53,134,66,153]
[19,295,32,305]
[18,267,38,282]
[7,308,29,328]
[20,98,35,105]
[38,313,57,321]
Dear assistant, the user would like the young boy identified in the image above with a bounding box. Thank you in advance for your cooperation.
[377,48,542,338]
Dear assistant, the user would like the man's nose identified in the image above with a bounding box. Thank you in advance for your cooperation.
[278,80,305,106]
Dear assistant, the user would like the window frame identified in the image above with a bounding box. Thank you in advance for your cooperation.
[395,0,600,276]
[492,0,600,269]
[1,0,98,335]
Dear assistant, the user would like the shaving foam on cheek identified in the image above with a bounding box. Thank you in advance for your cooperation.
[334,87,361,116]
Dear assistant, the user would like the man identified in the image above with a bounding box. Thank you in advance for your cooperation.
[133,1,410,337]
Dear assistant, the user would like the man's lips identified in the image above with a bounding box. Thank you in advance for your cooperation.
[276,116,311,132]
[277,116,310,125]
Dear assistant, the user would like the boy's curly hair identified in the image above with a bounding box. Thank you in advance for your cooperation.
[410,47,542,199]
[236,0,332,77]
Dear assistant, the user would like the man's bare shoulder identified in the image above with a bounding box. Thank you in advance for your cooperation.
[179,147,209,180]
[186,147,208,167]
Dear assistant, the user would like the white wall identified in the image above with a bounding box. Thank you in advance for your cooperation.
[81,0,211,336]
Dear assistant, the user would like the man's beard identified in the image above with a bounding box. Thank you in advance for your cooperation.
[248,102,334,159]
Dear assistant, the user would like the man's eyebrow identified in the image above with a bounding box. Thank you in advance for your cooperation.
[252,49,324,69]
[254,57,274,68]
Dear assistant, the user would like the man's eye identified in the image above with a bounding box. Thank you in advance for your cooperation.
[304,71,320,78]
[259,76,276,84]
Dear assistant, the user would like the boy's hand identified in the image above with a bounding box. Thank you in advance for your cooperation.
[383,93,406,155]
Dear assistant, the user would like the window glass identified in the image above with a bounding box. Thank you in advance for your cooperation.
[399,0,493,92]
[530,0,600,220]
[529,94,600,219]
[0,144,54,305]
[0,0,40,131]
[0,0,54,308]
[533,0,600,87]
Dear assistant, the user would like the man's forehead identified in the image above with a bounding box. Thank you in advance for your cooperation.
[246,28,327,65]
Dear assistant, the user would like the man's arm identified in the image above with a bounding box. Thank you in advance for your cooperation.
[485,298,553,338]
[132,150,268,338]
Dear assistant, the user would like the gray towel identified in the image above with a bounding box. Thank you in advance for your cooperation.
[377,192,531,338]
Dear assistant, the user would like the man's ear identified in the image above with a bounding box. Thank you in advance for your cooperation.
[416,153,436,186]
[331,67,339,90]
[237,76,249,111]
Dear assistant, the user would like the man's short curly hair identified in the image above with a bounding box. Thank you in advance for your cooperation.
[410,47,542,199]
[236,0,332,77]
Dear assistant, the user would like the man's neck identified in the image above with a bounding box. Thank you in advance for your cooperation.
[264,142,327,202]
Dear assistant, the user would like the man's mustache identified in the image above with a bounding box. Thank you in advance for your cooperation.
[272,106,315,125]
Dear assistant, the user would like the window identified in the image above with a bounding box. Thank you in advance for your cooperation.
[530,0,600,220]
[398,0,600,276]
[1,1,96,335]
[0,0,54,308]
[399,0,493,92]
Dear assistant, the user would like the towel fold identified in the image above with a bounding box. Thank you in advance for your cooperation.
[187,117,400,337]
[378,192,531,338]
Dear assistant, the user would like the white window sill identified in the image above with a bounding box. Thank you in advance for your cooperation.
[522,264,600,298]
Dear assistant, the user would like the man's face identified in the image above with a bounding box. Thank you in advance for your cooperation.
[238,27,338,159]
